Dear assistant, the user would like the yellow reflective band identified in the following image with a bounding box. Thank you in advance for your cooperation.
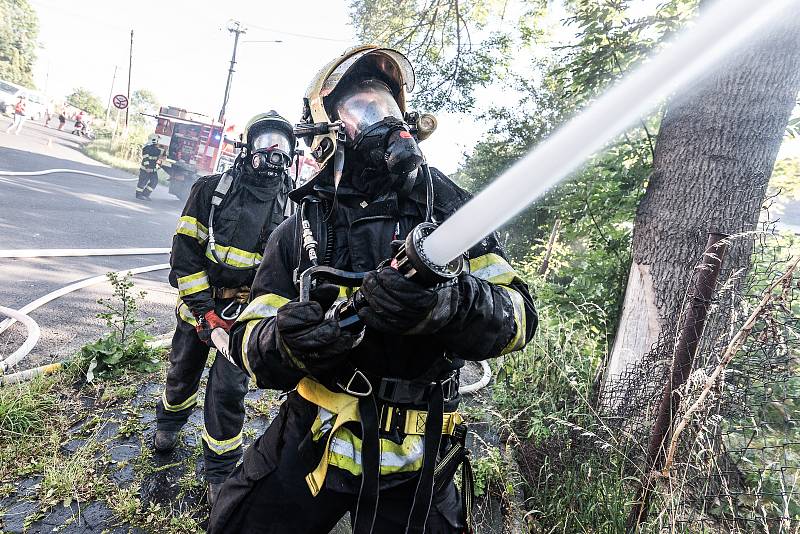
[295,378,463,496]
[175,216,209,243]
[328,427,425,477]
[162,390,198,412]
[176,299,198,326]
[237,293,290,323]
[205,243,263,268]
[338,286,358,298]
[469,253,518,285]
[500,286,527,355]
[177,271,211,297]
[202,426,243,455]
[240,320,259,381]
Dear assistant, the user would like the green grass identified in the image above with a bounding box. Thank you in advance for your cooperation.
[0,376,57,438]
[82,136,140,174]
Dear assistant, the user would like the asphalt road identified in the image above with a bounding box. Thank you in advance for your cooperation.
[0,116,182,369]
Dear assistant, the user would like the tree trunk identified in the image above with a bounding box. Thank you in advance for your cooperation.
[604,7,800,388]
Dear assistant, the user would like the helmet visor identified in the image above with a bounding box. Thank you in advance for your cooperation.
[331,79,403,141]
[251,130,293,154]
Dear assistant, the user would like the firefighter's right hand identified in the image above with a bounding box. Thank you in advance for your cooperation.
[276,285,356,374]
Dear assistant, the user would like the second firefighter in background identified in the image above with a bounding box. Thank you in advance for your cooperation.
[154,111,296,505]
[136,135,162,200]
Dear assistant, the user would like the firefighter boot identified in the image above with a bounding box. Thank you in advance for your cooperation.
[153,429,179,452]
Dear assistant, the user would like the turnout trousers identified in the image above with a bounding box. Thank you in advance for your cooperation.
[155,301,249,483]
[208,392,465,534]
[136,170,158,197]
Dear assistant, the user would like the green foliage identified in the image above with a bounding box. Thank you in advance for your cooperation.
[0,376,56,439]
[130,88,159,128]
[66,87,105,117]
[77,273,161,382]
[0,0,38,87]
[454,0,697,329]
[349,0,516,112]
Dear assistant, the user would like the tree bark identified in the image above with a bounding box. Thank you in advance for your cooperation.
[605,6,800,389]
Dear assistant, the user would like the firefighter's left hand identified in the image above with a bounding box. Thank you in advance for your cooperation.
[357,267,458,335]
[196,310,235,346]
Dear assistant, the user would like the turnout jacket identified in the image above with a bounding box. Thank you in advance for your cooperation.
[230,166,536,494]
[140,144,161,173]
[169,169,290,316]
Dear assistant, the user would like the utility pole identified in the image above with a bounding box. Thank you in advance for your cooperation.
[105,65,118,123]
[219,20,246,124]
[125,30,133,129]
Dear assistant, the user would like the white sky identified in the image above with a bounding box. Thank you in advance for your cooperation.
[28,0,483,173]
[27,0,800,173]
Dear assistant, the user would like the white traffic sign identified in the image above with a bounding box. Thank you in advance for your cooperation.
[112,94,129,110]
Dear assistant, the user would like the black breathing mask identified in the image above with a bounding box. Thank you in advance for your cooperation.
[250,147,291,178]
[247,130,293,179]
[331,79,424,194]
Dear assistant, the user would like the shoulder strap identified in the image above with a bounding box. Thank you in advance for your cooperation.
[211,172,235,207]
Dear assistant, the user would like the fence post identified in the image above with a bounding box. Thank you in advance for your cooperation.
[626,232,729,532]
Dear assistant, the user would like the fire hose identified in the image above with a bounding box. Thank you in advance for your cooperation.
[3,0,788,384]
[0,168,137,182]
[0,250,170,385]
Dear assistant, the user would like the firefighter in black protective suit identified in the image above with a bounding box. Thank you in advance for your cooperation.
[209,46,537,533]
[153,111,295,505]
[136,135,162,200]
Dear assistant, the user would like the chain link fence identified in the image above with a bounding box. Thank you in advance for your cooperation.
[569,221,800,533]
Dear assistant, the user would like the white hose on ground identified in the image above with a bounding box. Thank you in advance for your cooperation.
[0,263,170,336]
[0,262,171,385]
[459,360,492,395]
[0,306,41,373]
[0,362,63,386]
[0,168,136,182]
[0,248,170,259]
[0,333,173,386]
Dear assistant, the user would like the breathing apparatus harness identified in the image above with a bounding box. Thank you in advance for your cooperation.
[293,157,474,534]
[206,145,293,319]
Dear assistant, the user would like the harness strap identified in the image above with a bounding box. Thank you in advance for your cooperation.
[295,378,462,499]
[352,396,380,534]
[405,383,444,534]
[297,378,359,496]
[211,171,234,207]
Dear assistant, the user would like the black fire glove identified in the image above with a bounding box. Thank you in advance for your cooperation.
[276,284,356,375]
[357,267,459,335]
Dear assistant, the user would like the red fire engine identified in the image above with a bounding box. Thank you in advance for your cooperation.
[153,106,237,198]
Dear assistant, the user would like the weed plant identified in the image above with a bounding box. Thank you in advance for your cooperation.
[77,272,162,382]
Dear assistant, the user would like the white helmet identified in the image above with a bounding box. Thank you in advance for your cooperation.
[148,135,158,145]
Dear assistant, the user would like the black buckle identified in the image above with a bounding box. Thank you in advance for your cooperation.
[379,405,406,438]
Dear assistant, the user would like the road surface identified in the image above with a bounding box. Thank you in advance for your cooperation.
[0,116,182,370]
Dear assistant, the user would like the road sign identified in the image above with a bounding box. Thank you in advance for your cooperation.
[112,94,129,110]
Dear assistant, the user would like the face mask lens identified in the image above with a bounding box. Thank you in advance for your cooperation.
[269,152,284,164]
[251,130,292,154]
[331,79,403,141]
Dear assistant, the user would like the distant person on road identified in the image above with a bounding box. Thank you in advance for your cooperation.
[57,110,66,130]
[4,96,27,135]
[153,111,295,507]
[71,111,86,135]
[135,135,163,200]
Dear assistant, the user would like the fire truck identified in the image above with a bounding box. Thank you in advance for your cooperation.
[153,106,237,199]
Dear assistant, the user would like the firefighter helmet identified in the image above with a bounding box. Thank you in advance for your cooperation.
[244,111,296,155]
[148,134,158,145]
[302,45,415,169]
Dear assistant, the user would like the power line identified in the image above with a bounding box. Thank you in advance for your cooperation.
[245,22,353,43]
